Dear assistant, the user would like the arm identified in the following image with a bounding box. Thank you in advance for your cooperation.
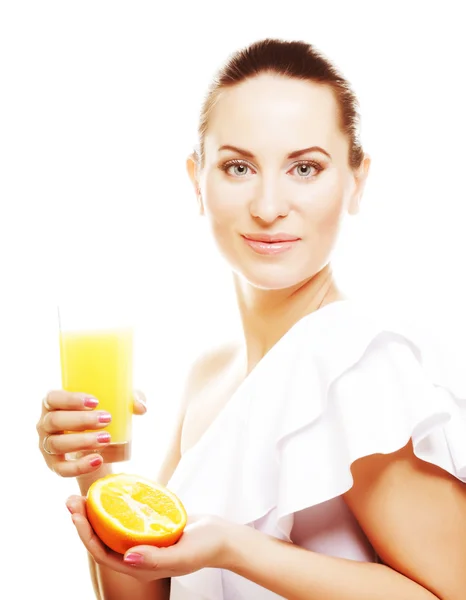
[222,527,438,600]
[75,465,168,600]
[75,391,189,600]
[76,463,172,600]
[219,441,466,600]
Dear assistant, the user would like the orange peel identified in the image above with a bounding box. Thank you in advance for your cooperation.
[86,473,187,554]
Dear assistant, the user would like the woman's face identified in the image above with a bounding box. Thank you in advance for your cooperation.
[188,74,370,291]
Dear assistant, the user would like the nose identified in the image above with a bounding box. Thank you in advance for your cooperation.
[249,177,290,224]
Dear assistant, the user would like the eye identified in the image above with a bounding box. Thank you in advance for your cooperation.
[220,160,254,178]
[290,160,323,179]
[219,159,324,179]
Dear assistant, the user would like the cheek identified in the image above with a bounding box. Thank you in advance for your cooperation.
[301,177,346,239]
[203,176,244,226]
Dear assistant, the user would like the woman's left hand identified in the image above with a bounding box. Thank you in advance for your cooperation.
[66,495,234,582]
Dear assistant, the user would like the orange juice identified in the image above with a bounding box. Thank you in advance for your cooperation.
[60,327,133,461]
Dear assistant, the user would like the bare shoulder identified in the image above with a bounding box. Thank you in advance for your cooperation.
[183,340,243,397]
[156,340,242,486]
[180,340,244,456]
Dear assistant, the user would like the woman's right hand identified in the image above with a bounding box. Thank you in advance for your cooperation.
[36,390,116,477]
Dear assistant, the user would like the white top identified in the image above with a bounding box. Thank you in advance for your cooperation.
[167,300,466,600]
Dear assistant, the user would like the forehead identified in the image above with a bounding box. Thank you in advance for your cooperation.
[205,74,346,159]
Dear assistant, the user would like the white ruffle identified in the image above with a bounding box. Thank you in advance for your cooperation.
[168,301,466,600]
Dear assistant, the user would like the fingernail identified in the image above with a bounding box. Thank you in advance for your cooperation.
[98,412,112,424]
[135,391,146,403]
[67,505,73,514]
[124,552,144,565]
[89,456,102,467]
[84,396,99,408]
[96,432,111,444]
[134,392,147,411]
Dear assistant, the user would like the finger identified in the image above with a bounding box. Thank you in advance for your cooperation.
[132,390,147,415]
[71,512,130,573]
[42,390,100,413]
[42,409,112,434]
[124,543,185,572]
[52,453,105,478]
[42,430,112,455]
[66,495,86,515]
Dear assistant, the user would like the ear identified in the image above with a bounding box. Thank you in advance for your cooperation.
[348,154,371,216]
[186,152,204,216]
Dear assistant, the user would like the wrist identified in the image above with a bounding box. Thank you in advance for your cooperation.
[215,521,255,571]
[219,523,288,575]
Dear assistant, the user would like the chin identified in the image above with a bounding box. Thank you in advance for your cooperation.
[233,264,315,292]
[216,243,327,291]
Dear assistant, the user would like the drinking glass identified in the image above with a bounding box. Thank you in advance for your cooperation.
[58,302,134,462]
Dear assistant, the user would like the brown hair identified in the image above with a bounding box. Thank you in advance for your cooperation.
[194,38,364,171]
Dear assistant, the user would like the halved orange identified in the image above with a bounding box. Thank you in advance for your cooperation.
[86,473,188,554]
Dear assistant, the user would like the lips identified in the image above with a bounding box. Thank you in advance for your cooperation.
[242,233,300,243]
[241,233,300,256]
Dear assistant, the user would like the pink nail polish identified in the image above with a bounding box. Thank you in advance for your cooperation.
[97,432,111,444]
[98,412,112,424]
[89,456,102,467]
[67,505,73,514]
[124,553,143,565]
[84,396,99,408]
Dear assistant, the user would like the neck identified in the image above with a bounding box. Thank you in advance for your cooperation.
[233,263,344,374]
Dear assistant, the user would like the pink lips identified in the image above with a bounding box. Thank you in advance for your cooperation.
[242,233,300,255]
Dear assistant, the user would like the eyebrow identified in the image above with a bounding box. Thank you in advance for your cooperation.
[218,144,332,160]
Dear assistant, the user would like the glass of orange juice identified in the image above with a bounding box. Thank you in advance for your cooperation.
[58,302,134,463]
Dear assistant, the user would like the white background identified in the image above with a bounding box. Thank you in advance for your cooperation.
[1,1,465,598]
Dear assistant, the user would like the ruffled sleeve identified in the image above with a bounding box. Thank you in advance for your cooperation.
[168,302,466,600]
[275,329,466,540]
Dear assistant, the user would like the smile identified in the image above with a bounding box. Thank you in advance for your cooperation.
[241,234,300,256]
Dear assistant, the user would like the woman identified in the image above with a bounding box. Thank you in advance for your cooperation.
[36,38,466,599]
